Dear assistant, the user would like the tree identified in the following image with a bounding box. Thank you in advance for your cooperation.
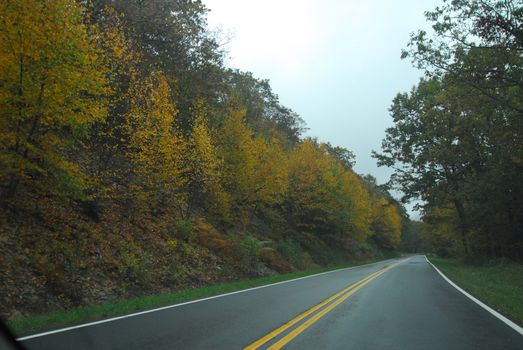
[400,220,425,253]
[286,139,337,233]
[286,139,363,241]
[325,143,356,169]
[0,0,108,201]
[225,70,306,147]
[370,197,402,250]
[87,0,227,131]
[379,0,523,258]
[83,6,144,209]
[421,206,460,257]
[342,171,372,243]
[126,72,188,211]
[184,113,228,219]
[217,107,289,224]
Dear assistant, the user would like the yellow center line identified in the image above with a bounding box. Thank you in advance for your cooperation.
[243,266,389,350]
[267,264,396,349]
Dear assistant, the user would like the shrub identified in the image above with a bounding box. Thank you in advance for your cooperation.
[260,248,294,273]
[120,250,152,286]
[238,235,262,274]
[277,239,313,269]
[191,218,236,259]
[175,220,193,240]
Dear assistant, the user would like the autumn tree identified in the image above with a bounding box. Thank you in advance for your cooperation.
[183,113,228,219]
[286,139,336,233]
[286,139,367,243]
[83,6,142,194]
[125,72,188,212]
[224,70,306,147]
[86,0,227,132]
[341,171,372,244]
[217,107,289,224]
[325,143,355,169]
[421,206,460,257]
[0,0,108,201]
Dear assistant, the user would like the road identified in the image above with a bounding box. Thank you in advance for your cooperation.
[20,255,523,349]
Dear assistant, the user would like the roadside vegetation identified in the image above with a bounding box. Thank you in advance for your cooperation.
[429,256,523,326]
[8,257,392,335]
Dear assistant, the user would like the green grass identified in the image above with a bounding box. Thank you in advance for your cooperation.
[429,256,523,326]
[8,258,384,336]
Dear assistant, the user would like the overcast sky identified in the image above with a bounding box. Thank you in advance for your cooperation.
[203,0,440,217]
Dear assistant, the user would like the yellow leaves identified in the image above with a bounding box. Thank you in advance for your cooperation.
[287,138,403,249]
[342,171,372,242]
[218,108,255,205]
[189,116,222,183]
[0,0,108,123]
[217,107,289,223]
[420,205,459,255]
[126,72,187,205]
[0,1,404,259]
[288,139,336,214]
[185,115,229,218]
[0,0,108,197]
[250,136,289,205]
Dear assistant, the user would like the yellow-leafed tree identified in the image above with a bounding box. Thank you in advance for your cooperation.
[184,114,229,219]
[126,72,188,210]
[217,107,289,224]
[341,171,372,243]
[287,139,339,232]
[0,0,108,200]
[249,135,289,207]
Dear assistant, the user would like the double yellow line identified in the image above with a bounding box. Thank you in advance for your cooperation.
[244,262,401,350]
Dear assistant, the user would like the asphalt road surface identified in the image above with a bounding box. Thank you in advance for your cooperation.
[20,255,523,349]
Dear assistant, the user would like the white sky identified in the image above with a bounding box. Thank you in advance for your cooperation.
[203,0,440,217]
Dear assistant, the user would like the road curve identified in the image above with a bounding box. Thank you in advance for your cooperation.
[21,255,523,349]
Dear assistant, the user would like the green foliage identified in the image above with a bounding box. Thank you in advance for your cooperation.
[237,235,262,274]
[120,250,152,285]
[325,142,355,169]
[400,220,425,253]
[376,0,523,259]
[175,220,193,240]
[276,239,313,269]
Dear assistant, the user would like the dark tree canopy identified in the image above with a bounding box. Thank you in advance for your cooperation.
[377,0,523,258]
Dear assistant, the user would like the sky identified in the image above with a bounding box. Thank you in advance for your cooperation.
[203,0,440,217]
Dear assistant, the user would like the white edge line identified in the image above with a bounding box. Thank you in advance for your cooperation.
[17,258,395,341]
[425,255,523,336]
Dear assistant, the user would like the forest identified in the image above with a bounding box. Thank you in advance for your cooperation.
[0,0,404,320]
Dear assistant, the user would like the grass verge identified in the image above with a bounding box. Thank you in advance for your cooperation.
[8,258,385,336]
[429,256,523,326]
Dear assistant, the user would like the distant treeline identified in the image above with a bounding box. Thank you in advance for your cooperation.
[376,0,523,259]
